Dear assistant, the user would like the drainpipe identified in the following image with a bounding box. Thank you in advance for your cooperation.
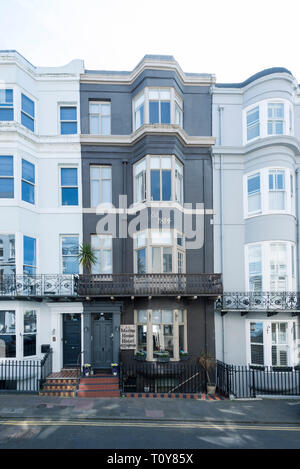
[217,105,225,362]
[296,168,300,291]
[122,160,128,273]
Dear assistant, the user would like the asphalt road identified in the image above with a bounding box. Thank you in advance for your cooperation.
[0,419,300,449]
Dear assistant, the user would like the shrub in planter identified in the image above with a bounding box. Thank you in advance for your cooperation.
[154,350,170,362]
[180,351,189,361]
[199,352,216,394]
[134,351,146,361]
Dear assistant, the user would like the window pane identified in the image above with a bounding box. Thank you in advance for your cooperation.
[91,180,100,207]
[138,310,147,324]
[163,247,172,273]
[179,324,184,352]
[91,166,101,178]
[149,101,159,124]
[0,179,14,198]
[152,310,162,324]
[90,115,99,134]
[136,248,146,273]
[149,90,159,100]
[152,247,160,273]
[248,174,260,194]
[0,89,13,105]
[248,192,261,212]
[151,170,160,201]
[151,230,172,245]
[163,310,173,324]
[102,179,111,203]
[102,250,112,273]
[102,167,111,179]
[63,256,79,274]
[0,156,13,177]
[0,335,16,357]
[101,115,110,135]
[24,236,36,268]
[92,251,101,274]
[0,108,13,120]
[24,311,36,333]
[135,105,144,129]
[61,168,77,186]
[251,344,264,365]
[137,325,147,352]
[161,102,170,124]
[269,192,285,210]
[60,107,77,121]
[0,311,15,333]
[163,325,173,357]
[61,122,77,135]
[22,159,35,183]
[162,170,171,200]
[247,123,259,140]
[150,157,160,169]
[89,103,99,113]
[22,181,34,204]
[21,112,34,131]
[21,94,34,117]
[247,107,259,126]
[161,157,172,169]
[62,188,78,205]
[62,237,79,255]
[24,334,36,356]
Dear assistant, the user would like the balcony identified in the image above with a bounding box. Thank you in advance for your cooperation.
[0,273,222,299]
[216,292,300,315]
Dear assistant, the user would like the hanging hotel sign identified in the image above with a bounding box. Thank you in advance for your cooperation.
[120,325,136,350]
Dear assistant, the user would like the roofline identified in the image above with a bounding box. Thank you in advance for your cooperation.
[215,67,294,88]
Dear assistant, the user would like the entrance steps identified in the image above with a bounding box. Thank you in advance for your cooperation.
[77,372,120,398]
[39,378,78,397]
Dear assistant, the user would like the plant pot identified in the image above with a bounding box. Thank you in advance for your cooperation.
[135,355,146,361]
[156,356,169,363]
[180,354,189,361]
[207,384,216,394]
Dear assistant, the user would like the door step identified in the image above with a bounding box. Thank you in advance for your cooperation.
[39,377,78,397]
[78,373,120,398]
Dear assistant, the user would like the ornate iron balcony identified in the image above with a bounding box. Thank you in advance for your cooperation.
[0,273,222,299]
[216,291,300,313]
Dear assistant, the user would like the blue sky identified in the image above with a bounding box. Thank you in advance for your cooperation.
[1,0,300,82]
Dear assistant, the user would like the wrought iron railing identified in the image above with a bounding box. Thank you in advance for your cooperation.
[0,349,53,393]
[216,291,300,312]
[0,274,77,297]
[120,360,207,394]
[77,273,222,297]
[0,273,222,298]
[216,360,300,398]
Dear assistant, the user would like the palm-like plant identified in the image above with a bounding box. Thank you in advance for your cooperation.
[77,243,97,274]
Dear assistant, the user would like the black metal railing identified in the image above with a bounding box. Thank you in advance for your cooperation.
[216,292,300,312]
[78,273,222,297]
[120,360,207,394]
[0,273,222,298]
[0,274,77,297]
[216,361,300,398]
[0,349,53,393]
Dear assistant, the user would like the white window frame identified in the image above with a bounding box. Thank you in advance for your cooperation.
[135,308,187,361]
[132,87,183,131]
[60,234,79,275]
[245,241,296,292]
[89,101,111,135]
[90,234,113,275]
[133,229,185,274]
[59,166,79,207]
[90,165,112,207]
[244,167,295,218]
[133,155,184,204]
[246,319,297,367]
[23,310,37,358]
[243,99,293,145]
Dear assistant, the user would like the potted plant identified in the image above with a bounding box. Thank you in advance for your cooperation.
[77,243,97,273]
[180,351,189,361]
[83,363,92,376]
[134,350,146,361]
[154,350,170,363]
[111,362,119,376]
[199,352,216,394]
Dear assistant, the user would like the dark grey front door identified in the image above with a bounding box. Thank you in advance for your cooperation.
[92,314,113,368]
[63,314,81,367]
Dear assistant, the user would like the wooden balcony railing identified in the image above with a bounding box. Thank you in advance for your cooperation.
[0,273,222,298]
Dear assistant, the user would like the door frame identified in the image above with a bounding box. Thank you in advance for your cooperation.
[91,313,113,369]
[62,313,82,368]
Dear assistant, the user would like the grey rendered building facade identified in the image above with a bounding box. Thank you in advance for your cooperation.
[79,56,221,370]
[212,68,300,367]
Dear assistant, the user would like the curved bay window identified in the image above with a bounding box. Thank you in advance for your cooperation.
[133,155,184,204]
[135,309,187,361]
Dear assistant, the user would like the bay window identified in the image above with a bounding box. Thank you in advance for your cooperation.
[91,235,112,274]
[0,234,15,275]
[248,320,296,367]
[134,230,185,274]
[133,88,183,131]
[244,168,294,217]
[133,155,184,204]
[246,241,296,292]
[244,99,293,143]
[135,309,186,361]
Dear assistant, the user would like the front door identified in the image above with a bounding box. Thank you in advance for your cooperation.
[63,314,81,367]
[92,313,113,368]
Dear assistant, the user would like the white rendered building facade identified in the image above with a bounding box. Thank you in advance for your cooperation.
[0,51,84,372]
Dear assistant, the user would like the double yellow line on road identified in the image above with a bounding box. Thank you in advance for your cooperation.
[0,419,300,432]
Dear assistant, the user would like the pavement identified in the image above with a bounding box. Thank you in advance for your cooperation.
[0,393,300,424]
